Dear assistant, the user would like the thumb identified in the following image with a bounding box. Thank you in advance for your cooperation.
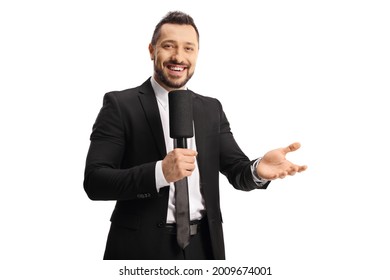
[283,142,301,154]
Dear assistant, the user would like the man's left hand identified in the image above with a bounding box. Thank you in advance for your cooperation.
[257,142,307,180]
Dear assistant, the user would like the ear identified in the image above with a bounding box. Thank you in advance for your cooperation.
[148,43,154,60]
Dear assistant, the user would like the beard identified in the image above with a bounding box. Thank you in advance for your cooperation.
[154,63,194,89]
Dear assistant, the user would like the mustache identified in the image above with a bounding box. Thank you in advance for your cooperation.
[164,60,189,67]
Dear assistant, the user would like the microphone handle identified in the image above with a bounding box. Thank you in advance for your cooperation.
[175,138,187,149]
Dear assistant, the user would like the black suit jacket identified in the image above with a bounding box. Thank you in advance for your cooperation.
[84,78,269,259]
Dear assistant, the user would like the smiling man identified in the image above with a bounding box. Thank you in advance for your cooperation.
[84,11,307,260]
[149,22,198,90]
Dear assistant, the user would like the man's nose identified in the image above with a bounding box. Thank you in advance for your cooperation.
[171,47,184,63]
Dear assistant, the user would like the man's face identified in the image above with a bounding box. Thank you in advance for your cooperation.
[149,23,199,91]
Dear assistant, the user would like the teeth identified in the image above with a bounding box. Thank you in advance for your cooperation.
[169,66,184,71]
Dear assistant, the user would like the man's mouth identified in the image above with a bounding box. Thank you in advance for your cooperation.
[166,64,187,72]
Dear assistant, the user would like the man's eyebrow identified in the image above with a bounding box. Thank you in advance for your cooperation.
[161,39,176,44]
[160,40,196,46]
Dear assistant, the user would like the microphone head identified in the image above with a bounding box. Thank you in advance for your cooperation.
[168,90,194,139]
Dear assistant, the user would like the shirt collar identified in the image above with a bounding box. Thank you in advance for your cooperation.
[151,76,169,110]
[151,76,187,110]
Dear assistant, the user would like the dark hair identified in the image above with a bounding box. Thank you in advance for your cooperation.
[151,11,199,46]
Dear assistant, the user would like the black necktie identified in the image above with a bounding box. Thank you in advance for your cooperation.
[174,139,190,249]
[174,178,190,248]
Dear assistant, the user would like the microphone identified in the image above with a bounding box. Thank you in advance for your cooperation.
[168,89,193,249]
[169,90,194,148]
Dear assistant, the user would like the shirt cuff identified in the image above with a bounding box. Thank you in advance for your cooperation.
[251,157,270,187]
[155,160,170,192]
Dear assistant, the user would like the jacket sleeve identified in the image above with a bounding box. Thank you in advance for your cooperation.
[217,101,270,191]
[83,92,159,201]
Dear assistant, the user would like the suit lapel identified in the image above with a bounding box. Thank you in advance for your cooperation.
[138,79,167,158]
[192,94,206,173]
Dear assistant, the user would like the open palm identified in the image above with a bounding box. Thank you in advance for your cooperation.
[257,142,307,180]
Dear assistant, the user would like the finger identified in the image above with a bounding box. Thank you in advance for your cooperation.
[297,165,308,172]
[179,155,195,164]
[171,150,197,163]
[176,169,193,180]
[175,148,198,156]
[283,142,301,154]
[183,162,196,171]
[177,159,195,171]
[278,171,288,179]
[176,162,194,174]
[288,167,298,176]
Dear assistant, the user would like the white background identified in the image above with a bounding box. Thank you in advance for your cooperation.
[1,0,389,279]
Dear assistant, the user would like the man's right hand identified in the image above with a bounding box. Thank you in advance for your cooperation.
[162,148,198,183]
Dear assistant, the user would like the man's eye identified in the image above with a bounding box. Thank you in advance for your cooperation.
[185,47,194,51]
[163,44,173,49]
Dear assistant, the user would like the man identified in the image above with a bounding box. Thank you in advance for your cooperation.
[84,11,307,260]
